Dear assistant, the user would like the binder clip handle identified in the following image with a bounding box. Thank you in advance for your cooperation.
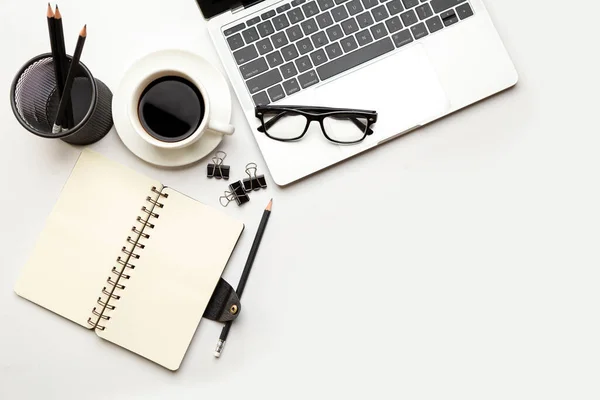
[243,162,267,192]
[213,151,227,165]
[208,151,230,180]
[219,191,234,207]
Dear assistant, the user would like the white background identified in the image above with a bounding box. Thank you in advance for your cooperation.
[1,0,600,399]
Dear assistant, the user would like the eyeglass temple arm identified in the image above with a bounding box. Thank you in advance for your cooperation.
[350,117,374,135]
[257,111,288,132]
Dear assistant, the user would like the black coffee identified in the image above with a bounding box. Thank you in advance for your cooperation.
[138,76,204,143]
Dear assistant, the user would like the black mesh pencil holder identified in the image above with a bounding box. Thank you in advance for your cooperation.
[10,53,113,145]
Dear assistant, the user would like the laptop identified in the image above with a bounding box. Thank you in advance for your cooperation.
[197,0,518,185]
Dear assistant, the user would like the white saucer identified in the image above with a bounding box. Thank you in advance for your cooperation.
[113,50,232,167]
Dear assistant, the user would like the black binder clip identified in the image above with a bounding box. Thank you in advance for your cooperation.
[207,151,230,180]
[242,163,267,192]
[219,181,250,207]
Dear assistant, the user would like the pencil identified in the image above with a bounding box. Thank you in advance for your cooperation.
[47,4,64,98]
[52,25,87,134]
[54,5,74,129]
[214,199,273,358]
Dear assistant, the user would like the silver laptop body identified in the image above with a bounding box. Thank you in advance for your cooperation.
[199,0,517,185]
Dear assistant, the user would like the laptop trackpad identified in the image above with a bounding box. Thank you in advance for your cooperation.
[311,43,449,153]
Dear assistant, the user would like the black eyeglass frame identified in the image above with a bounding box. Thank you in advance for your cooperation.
[255,105,378,144]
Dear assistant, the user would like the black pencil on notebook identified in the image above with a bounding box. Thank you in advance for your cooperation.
[214,199,273,358]
[54,5,75,129]
[52,25,87,134]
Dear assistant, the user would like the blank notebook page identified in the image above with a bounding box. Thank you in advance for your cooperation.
[14,150,161,328]
[97,188,244,371]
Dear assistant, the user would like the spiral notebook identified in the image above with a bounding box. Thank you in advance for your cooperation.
[14,150,244,370]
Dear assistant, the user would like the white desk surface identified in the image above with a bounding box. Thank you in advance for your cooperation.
[1,0,599,398]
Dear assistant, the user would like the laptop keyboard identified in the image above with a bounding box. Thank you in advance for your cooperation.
[224,0,474,106]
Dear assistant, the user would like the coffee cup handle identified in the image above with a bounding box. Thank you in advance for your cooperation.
[208,120,235,136]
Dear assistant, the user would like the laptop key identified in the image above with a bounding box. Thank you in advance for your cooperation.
[257,21,275,36]
[281,44,300,60]
[268,84,286,101]
[301,18,319,35]
[440,10,458,26]
[282,78,301,95]
[257,38,274,54]
[385,16,403,33]
[273,14,291,30]
[303,1,320,17]
[425,15,443,33]
[456,3,473,19]
[340,36,359,52]
[295,55,313,72]
[325,42,343,58]
[277,4,292,13]
[265,51,284,68]
[401,0,419,8]
[331,5,349,21]
[400,9,418,26]
[370,22,388,39]
[234,45,259,64]
[361,0,378,9]
[410,22,428,39]
[292,0,307,6]
[391,28,413,47]
[247,69,283,94]
[272,31,289,48]
[317,37,393,81]
[240,58,269,79]
[280,62,298,79]
[341,18,359,34]
[311,31,329,47]
[415,3,433,19]
[297,37,314,54]
[267,85,285,102]
[386,0,404,15]
[252,91,270,106]
[242,27,260,43]
[227,33,245,51]
[356,11,374,28]
[335,0,349,4]
[262,10,276,20]
[318,0,336,11]
[372,5,389,21]
[286,25,305,41]
[247,16,261,26]
[346,0,364,16]
[355,29,373,46]
[430,0,466,14]
[224,23,245,36]
[298,70,320,88]
[310,49,328,66]
[316,12,334,28]
[287,8,305,24]
[326,24,344,41]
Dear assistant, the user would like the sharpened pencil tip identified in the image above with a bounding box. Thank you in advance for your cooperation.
[81,24,87,37]
[54,5,61,19]
[266,199,273,211]
[47,3,54,18]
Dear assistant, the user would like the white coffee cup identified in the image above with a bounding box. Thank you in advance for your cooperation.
[129,69,234,150]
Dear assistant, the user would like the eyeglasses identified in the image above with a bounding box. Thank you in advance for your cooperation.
[255,105,378,145]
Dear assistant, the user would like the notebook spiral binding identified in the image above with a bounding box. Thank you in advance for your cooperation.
[87,186,168,331]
